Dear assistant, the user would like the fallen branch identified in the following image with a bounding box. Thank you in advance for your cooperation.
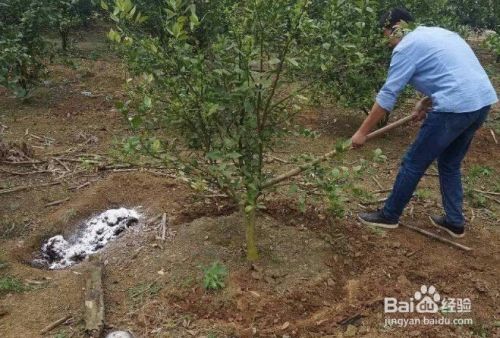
[400,223,472,252]
[372,188,392,194]
[473,189,500,196]
[0,160,45,165]
[146,213,163,226]
[69,181,91,190]
[483,194,500,205]
[372,176,383,190]
[0,181,61,195]
[45,198,70,207]
[0,168,50,176]
[265,155,289,164]
[490,129,498,144]
[53,157,70,172]
[84,262,105,336]
[361,197,388,206]
[40,314,72,335]
[338,313,363,326]
[160,213,167,241]
[29,133,55,142]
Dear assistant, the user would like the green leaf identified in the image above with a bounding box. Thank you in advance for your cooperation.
[286,57,299,67]
[107,28,121,43]
[207,151,222,160]
[150,139,162,153]
[143,95,152,109]
[268,58,280,65]
[225,152,241,160]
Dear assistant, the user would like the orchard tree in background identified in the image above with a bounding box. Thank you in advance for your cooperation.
[0,0,51,97]
[55,0,96,51]
[0,0,96,97]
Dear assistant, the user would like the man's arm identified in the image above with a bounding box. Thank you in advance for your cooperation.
[351,50,416,147]
[352,102,388,147]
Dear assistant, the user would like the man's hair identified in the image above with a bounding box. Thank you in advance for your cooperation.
[379,8,414,29]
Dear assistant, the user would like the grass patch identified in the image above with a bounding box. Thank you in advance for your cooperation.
[0,276,27,295]
[414,188,433,200]
[366,225,387,237]
[202,261,228,291]
[0,216,31,240]
[127,281,161,304]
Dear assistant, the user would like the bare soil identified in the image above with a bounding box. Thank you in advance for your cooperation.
[0,23,499,338]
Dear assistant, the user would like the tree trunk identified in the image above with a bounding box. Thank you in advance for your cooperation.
[244,205,258,261]
[60,29,69,51]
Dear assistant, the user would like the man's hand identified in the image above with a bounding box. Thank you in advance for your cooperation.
[350,102,389,149]
[412,97,432,121]
[351,130,367,148]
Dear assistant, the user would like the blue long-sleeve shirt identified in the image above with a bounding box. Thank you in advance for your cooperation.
[376,26,498,113]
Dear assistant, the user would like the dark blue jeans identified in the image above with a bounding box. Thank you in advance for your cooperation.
[383,105,490,227]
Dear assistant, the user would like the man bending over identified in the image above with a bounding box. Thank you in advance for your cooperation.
[351,8,498,237]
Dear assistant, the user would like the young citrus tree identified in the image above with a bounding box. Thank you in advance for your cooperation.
[106,0,381,261]
[0,0,52,97]
[54,0,96,51]
[0,0,96,96]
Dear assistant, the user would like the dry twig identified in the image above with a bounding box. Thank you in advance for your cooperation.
[372,176,384,190]
[361,197,388,206]
[45,198,70,207]
[160,213,167,241]
[40,315,72,335]
[490,129,498,144]
[483,194,500,205]
[0,168,50,176]
[0,181,61,195]
[473,189,500,196]
[69,181,91,190]
[400,223,472,251]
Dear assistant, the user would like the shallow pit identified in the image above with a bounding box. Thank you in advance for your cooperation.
[33,208,140,269]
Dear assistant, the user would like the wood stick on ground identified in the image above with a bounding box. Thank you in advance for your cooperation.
[0,181,61,195]
[373,188,392,194]
[483,194,500,205]
[361,197,388,206]
[53,157,70,172]
[30,133,55,142]
[146,213,163,226]
[39,314,72,335]
[0,160,45,165]
[69,181,91,190]
[473,189,500,196]
[161,213,167,241]
[372,176,384,190]
[490,129,498,144]
[84,262,105,337]
[261,115,413,189]
[0,168,50,176]
[400,223,472,252]
[45,198,70,207]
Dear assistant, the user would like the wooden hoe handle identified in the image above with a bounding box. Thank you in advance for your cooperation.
[261,115,413,189]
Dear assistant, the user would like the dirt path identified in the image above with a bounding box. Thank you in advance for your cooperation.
[0,24,499,338]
